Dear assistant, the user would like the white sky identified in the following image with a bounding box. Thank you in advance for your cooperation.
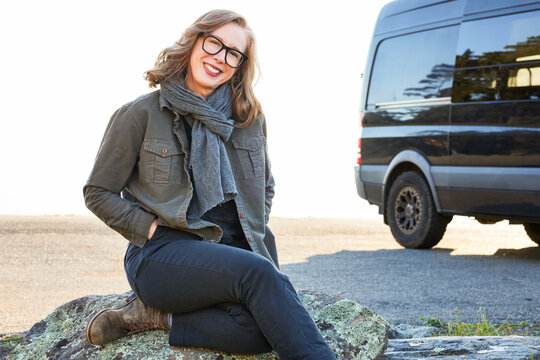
[0,0,389,218]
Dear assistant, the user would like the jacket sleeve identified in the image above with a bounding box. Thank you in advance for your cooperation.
[83,105,155,247]
[262,115,275,224]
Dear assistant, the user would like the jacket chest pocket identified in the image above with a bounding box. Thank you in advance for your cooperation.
[232,136,265,179]
[142,139,185,184]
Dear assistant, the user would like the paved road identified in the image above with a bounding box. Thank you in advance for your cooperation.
[278,218,540,327]
[1,215,539,334]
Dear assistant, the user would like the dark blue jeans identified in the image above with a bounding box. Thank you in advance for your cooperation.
[124,226,336,360]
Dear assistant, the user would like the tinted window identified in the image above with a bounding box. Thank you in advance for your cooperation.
[504,62,540,100]
[456,10,540,68]
[453,10,540,102]
[368,26,458,105]
[453,66,501,102]
[453,62,540,102]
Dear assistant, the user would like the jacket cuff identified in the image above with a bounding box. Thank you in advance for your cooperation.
[130,210,156,248]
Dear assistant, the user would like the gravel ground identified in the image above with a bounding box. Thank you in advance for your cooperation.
[0,215,538,335]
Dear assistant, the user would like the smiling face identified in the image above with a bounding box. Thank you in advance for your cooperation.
[185,22,248,99]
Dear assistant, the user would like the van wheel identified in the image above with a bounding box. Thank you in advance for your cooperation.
[386,171,450,249]
[523,223,540,246]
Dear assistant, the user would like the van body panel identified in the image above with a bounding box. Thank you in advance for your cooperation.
[354,167,368,199]
[360,165,387,184]
[357,165,386,206]
[361,124,450,165]
[448,121,540,167]
[464,0,540,16]
[436,166,540,217]
[437,188,540,219]
[376,0,464,35]
[433,166,540,191]
[365,183,384,206]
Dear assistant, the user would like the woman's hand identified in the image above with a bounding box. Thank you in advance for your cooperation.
[148,219,158,240]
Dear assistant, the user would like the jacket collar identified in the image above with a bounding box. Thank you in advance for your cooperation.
[159,92,173,111]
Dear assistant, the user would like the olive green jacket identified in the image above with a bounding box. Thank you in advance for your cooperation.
[83,90,278,267]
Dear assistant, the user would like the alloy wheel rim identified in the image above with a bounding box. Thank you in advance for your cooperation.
[394,186,422,234]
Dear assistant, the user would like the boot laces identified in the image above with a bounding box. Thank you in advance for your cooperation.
[125,301,165,335]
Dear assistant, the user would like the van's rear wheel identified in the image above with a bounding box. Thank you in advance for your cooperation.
[523,223,540,246]
[386,171,451,249]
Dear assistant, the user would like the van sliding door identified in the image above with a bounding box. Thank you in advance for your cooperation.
[448,8,540,217]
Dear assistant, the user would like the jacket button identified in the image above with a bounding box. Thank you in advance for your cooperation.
[161,147,167,154]
[240,213,245,218]
[248,237,253,242]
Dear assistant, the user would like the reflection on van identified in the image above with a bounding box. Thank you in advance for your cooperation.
[509,66,540,88]
[355,0,540,249]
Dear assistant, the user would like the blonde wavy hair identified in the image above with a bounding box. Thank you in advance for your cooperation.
[144,9,262,127]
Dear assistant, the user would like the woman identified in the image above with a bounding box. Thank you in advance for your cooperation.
[84,9,336,359]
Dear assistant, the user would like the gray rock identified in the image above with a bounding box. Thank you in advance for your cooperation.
[383,336,540,359]
[6,290,389,360]
[388,324,439,339]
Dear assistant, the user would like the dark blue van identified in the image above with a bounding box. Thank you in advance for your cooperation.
[355,0,540,248]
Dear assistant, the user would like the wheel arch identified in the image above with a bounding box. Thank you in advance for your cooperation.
[382,150,442,223]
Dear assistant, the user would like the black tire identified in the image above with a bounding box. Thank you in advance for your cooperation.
[386,171,451,249]
[523,223,540,246]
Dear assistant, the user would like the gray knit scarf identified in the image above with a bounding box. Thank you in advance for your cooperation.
[160,81,237,218]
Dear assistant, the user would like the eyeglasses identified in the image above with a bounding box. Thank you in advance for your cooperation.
[202,34,248,68]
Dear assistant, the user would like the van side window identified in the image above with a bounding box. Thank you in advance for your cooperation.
[453,10,540,102]
[367,26,458,105]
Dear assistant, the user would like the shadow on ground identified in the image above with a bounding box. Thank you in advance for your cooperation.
[281,247,540,326]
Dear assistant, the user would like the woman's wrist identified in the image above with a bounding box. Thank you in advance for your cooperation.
[148,219,158,240]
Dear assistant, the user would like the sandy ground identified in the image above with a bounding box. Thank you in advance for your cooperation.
[0,215,537,335]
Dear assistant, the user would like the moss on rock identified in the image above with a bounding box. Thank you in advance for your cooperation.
[7,291,388,360]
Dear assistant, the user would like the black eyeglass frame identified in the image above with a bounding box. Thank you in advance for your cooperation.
[201,33,248,68]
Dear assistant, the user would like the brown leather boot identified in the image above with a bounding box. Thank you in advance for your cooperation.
[86,294,169,345]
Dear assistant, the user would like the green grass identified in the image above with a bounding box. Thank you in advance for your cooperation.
[0,333,24,352]
[421,308,539,337]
